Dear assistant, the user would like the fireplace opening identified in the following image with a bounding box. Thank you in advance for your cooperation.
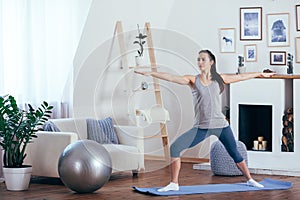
[238,104,272,152]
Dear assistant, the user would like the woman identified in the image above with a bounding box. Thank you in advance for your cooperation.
[135,49,275,192]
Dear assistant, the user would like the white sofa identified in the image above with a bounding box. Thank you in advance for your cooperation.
[24,118,144,178]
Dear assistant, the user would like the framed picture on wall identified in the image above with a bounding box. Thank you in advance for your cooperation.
[296,37,300,63]
[296,5,300,31]
[267,13,290,47]
[219,28,236,53]
[240,7,262,40]
[270,51,286,65]
[244,44,257,62]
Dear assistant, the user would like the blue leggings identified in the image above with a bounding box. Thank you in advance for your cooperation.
[170,126,243,163]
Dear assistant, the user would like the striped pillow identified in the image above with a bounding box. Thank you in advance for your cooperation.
[87,117,119,144]
[43,121,61,132]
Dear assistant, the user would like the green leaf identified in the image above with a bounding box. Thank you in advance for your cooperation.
[28,104,34,112]
[43,101,48,107]
[44,114,51,118]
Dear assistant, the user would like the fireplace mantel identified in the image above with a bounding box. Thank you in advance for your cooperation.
[256,74,300,79]
[230,78,300,175]
[224,73,300,79]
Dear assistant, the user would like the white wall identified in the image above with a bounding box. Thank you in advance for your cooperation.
[0,1,3,94]
[73,0,300,159]
[165,0,300,74]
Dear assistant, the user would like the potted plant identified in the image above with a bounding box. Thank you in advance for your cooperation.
[0,95,53,191]
[133,24,147,66]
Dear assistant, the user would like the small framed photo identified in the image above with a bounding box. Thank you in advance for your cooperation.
[267,13,290,47]
[240,7,262,40]
[244,44,257,62]
[296,37,300,63]
[219,28,236,53]
[296,5,300,31]
[270,51,286,65]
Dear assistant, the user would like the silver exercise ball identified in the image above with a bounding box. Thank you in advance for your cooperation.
[58,140,112,193]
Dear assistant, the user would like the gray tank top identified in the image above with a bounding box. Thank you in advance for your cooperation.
[192,74,229,129]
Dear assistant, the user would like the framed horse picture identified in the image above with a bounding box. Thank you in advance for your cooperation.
[219,28,236,53]
[240,7,262,40]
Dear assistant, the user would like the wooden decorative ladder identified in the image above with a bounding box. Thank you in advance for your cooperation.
[114,21,171,163]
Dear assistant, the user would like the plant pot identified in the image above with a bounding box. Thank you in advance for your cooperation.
[238,66,246,74]
[135,56,145,66]
[3,165,32,191]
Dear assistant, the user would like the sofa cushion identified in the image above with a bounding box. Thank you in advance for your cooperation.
[43,121,61,132]
[102,144,140,172]
[87,117,119,144]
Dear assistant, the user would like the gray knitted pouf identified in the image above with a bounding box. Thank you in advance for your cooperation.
[210,140,248,176]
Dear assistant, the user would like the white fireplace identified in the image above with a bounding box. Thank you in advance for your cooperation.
[230,78,300,175]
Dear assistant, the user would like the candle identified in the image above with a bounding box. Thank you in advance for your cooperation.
[253,140,259,150]
[258,136,264,142]
[262,141,267,150]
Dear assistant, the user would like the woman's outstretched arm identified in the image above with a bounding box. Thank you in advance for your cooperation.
[134,71,195,86]
[221,72,276,84]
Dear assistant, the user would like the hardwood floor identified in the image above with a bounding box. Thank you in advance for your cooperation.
[1,161,299,200]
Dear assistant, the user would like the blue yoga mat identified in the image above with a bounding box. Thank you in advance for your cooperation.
[132,178,292,196]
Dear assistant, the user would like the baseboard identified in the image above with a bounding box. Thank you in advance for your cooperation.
[193,163,300,176]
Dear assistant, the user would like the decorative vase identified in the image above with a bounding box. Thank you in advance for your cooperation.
[135,56,145,66]
[238,66,246,74]
[3,166,32,191]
